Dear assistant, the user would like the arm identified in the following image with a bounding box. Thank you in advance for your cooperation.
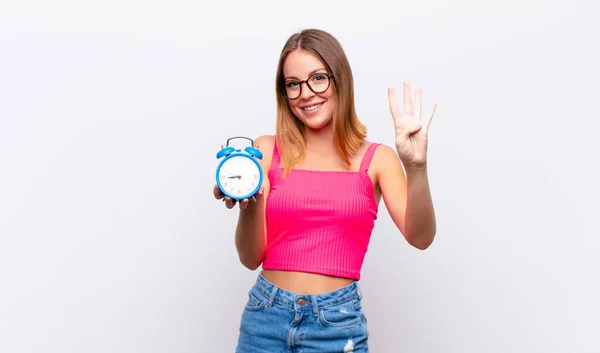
[403,163,436,249]
[382,82,438,250]
[235,135,274,269]
[234,185,268,270]
[375,145,436,250]
[214,135,274,270]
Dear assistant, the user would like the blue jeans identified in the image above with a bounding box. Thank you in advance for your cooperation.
[235,272,369,353]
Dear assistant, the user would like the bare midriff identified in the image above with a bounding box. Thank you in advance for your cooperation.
[261,269,355,295]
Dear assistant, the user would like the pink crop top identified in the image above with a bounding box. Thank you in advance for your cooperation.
[262,139,381,280]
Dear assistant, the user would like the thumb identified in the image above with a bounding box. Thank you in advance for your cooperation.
[407,122,422,134]
[252,187,265,202]
[397,123,422,141]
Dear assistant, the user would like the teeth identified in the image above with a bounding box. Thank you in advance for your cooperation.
[303,103,322,111]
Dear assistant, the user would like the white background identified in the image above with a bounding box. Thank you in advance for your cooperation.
[1,1,599,352]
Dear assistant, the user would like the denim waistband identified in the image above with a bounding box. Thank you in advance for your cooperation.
[252,272,362,314]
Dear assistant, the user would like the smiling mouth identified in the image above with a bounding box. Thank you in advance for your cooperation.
[301,102,323,111]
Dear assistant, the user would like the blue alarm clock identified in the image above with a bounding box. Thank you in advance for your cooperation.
[215,136,264,201]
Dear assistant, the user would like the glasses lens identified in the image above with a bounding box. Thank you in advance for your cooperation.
[308,73,330,93]
[282,73,330,99]
[284,82,301,99]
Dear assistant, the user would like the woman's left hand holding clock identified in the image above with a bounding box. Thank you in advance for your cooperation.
[213,184,263,210]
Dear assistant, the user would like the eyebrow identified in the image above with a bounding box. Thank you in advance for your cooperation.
[284,68,328,80]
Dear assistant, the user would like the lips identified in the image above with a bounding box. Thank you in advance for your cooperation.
[300,102,325,115]
[301,102,323,110]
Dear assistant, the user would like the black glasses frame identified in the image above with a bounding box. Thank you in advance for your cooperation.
[278,72,333,100]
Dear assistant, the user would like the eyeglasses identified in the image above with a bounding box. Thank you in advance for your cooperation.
[279,72,333,100]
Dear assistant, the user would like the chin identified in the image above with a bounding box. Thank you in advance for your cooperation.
[294,107,333,130]
[304,116,332,130]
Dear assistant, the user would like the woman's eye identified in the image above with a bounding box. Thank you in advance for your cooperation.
[286,81,299,88]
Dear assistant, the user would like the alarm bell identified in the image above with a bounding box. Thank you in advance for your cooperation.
[244,146,263,159]
[216,146,235,159]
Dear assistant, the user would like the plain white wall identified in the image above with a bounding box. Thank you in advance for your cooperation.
[1,1,598,352]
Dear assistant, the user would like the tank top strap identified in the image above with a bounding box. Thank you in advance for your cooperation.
[270,136,281,170]
[359,142,381,172]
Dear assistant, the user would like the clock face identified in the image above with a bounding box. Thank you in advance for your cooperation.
[217,154,262,199]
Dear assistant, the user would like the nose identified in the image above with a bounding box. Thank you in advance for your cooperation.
[299,81,315,100]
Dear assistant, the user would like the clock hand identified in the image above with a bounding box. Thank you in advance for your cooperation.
[222,169,241,178]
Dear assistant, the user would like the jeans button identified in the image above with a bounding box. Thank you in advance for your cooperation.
[297,298,308,305]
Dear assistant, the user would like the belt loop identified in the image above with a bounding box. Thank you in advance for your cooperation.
[268,285,278,306]
[356,281,363,300]
[311,295,319,317]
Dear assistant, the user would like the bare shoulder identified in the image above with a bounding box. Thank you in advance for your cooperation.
[254,134,275,170]
[368,142,408,236]
[369,143,404,177]
[254,134,275,148]
[370,142,400,164]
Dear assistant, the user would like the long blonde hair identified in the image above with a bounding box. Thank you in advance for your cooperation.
[274,29,367,177]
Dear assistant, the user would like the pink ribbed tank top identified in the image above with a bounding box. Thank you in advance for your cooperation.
[262,139,380,280]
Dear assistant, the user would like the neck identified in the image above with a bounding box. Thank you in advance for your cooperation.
[304,120,336,152]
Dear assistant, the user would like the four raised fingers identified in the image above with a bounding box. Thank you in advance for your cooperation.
[390,81,429,122]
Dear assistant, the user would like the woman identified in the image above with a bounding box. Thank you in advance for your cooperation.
[213,28,437,353]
